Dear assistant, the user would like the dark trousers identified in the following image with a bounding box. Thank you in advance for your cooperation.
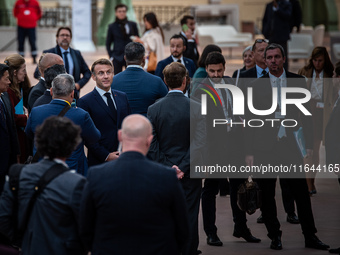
[254,139,317,239]
[17,26,37,57]
[202,178,247,235]
[112,58,126,75]
[181,177,202,255]
[280,178,296,214]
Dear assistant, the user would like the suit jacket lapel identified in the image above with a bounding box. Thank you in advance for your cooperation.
[93,89,117,122]
[0,96,7,131]
[70,48,79,78]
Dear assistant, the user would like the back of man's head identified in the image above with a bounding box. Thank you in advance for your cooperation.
[44,64,66,89]
[205,51,225,67]
[35,116,81,160]
[124,42,145,65]
[119,114,153,155]
[39,53,64,77]
[163,62,186,90]
[0,64,9,79]
[51,73,75,97]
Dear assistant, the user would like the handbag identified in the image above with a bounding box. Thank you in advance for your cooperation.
[147,51,157,72]
[237,176,262,215]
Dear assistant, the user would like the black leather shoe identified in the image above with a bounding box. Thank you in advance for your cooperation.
[270,236,283,250]
[257,214,264,224]
[305,235,330,250]
[233,228,261,243]
[329,247,340,253]
[287,213,300,224]
[207,233,223,246]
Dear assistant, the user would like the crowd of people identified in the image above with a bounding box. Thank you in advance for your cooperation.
[0,1,339,255]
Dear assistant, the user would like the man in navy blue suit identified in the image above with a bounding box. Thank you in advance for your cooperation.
[0,64,20,193]
[34,27,91,99]
[106,4,139,75]
[155,34,196,82]
[78,58,131,166]
[112,42,167,116]
[80,114,189,255]
[25,74,100,176]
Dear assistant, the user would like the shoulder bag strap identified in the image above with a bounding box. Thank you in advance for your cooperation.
[30,104,71,163]
[19,163,69,233]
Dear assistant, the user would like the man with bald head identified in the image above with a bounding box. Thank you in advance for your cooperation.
[80,114,189,255]
[27,53,64,112]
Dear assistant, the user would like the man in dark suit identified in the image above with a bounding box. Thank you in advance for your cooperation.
[25,74,100,176]
[155,34,196,82]
[111,42,167,116]
[80,114,189,255]
[240,39,299,225]
[28,53,64,112]
[106,4,139,75]
[262,0,292,70]
[32,64,66,109]
[179,15,199,67]
[34,27,91,99]
[192,52,260,246]
[0,116,87,255]
[78,58,131,166]
[244,43,329,250]
[148,62,204,255]
[0,64,20,193]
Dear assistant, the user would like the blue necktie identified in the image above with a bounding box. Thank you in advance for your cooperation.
[63,51,70,74]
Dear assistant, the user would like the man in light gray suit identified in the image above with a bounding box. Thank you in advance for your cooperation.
[0,116,87,255]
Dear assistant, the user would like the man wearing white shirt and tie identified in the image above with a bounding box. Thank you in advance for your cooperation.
[244,43,329,251]
[155,34,196,82]
[77,58,131,166]
[34,27,91,99]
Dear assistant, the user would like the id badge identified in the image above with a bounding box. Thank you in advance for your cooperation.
[316,102,324,108]
[275,112,285,119]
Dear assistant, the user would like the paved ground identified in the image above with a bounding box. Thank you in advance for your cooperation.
[1,41,339,255]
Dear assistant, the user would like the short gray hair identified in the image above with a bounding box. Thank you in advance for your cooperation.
[242,46,252,57]
[51,74,75,97]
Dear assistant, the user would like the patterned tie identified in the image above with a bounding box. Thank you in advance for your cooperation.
[104,92,117,120]
[63,51,70,74]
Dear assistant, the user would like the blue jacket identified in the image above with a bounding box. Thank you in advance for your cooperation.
[77,88,131,166]
[79,151,189,255]
[155,56,196,82]
[112,67,168,116]
[25,99,100,175]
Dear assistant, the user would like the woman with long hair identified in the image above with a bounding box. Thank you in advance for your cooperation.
[134,12,164,73]
[298,46,338,195]
[4,54,31,163]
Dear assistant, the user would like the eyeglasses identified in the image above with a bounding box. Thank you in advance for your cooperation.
[59,34,71,38]
[255,39,269,43]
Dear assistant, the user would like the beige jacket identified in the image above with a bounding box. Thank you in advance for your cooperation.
[141,27,164,63]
